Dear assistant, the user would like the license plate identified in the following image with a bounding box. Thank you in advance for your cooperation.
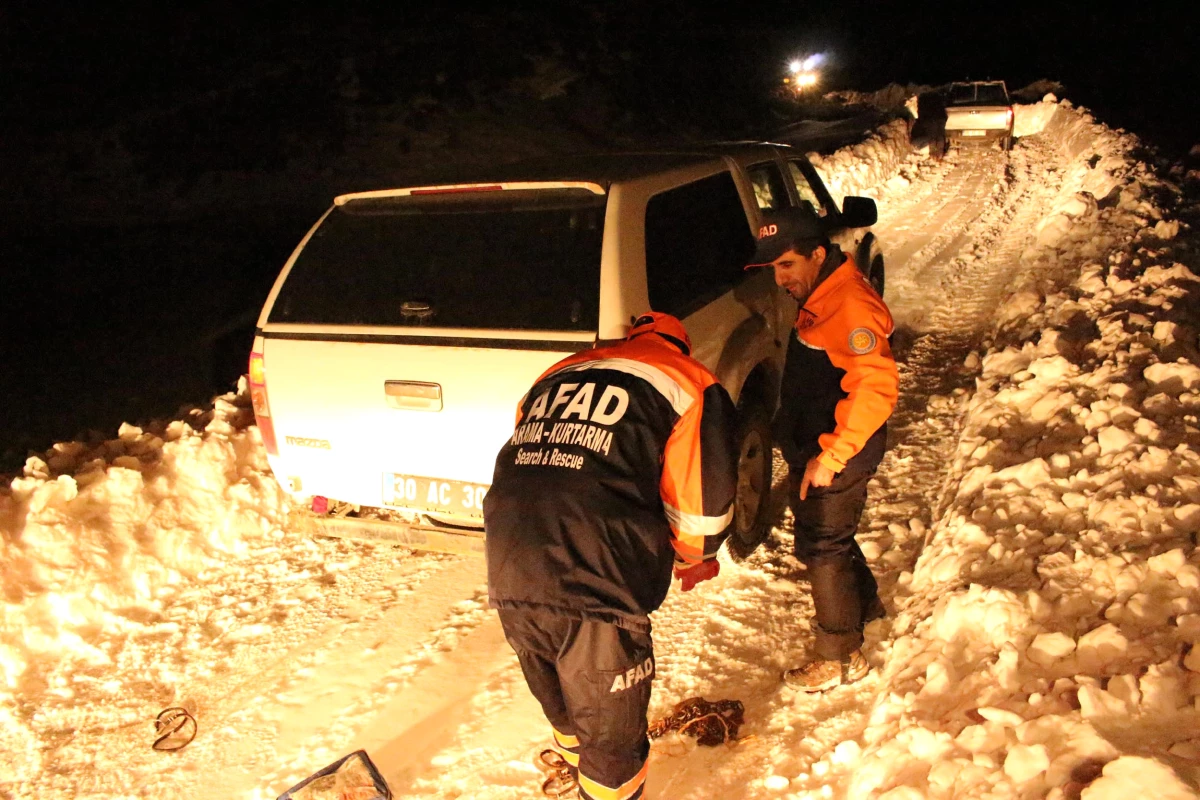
[384,473,488,517]
[963,129,986,137]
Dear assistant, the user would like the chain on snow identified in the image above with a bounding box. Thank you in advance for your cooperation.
[647,697,746,747]
[152,706,197,751]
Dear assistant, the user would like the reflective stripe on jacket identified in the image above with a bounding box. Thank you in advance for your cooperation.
[484,333,737,629]
[780,256,898,473]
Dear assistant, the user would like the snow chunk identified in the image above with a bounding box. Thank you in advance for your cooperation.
[1078,684,1130,718]
[982,346,1034,379]
[994,458,1053,490]
[1076,624,1129,672]
[1028,632,1076,667]
[1144,362,1200,394]
[1003,743,1049,783]
[831,740,862,765]
[1080,756,1196,800]
[1152,219,1180,240]
[1061,192,1098,219]
[1170,505,1200,535]
[1029,355,1078,383]
[1140,662,1189,713]
[977,706,1024,727]
[1097,426,1136,455]
[1148,549,1186,578]
[1106,674,1141,708]
[956,723,1008,753]
[999,291,1043,325]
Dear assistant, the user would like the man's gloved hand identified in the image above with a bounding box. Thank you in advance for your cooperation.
[674,558,720,592]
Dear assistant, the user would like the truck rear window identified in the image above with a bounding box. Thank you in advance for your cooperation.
[269,188,606,330]
[949,83,1009,106]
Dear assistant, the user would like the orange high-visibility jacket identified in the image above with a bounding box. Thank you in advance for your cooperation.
[484,333,738,629]
[780,256,898,473]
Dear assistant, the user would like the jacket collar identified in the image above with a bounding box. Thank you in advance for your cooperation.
[802,247,856,316]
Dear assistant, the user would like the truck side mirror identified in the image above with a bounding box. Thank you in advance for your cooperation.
[840,196,878,228]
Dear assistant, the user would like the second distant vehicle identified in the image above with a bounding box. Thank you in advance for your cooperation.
[944,80,1014,151]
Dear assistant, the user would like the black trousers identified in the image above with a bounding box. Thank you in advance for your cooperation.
[790,432,886,661]
[497,607,652,800]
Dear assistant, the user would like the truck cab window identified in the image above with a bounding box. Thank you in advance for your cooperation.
[645,171,756,318]
[746,162,791,211]
[787,161,828,217]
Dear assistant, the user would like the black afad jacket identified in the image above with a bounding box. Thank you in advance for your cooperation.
[484,334,738,631]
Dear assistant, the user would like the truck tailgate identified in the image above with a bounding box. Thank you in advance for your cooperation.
[946,106,1011,131]
[260,334,584,513]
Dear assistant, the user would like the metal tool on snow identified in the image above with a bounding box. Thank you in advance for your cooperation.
[152,706,197,751]
[536,748,579,798]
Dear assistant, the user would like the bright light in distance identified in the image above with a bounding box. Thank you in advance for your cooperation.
[803,54,823,70]
[796,72,818,88]
[789,60,803,74]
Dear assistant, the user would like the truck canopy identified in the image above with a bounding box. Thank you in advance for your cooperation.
[269,187,607,331]
[948,82,1010,106]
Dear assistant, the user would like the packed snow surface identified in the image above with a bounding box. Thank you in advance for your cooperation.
[3,97,1199,799]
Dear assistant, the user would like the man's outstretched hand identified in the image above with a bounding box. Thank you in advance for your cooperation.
[674,559,720,592]
[799,455,835,501]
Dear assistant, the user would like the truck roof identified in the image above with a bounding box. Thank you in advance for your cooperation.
[351,142,792,193]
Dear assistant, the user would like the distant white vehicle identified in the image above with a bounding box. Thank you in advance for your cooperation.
[944,80,1015,151]
[248,143,885,557]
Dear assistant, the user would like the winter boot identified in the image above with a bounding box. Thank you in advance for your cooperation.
[783,649,869,692]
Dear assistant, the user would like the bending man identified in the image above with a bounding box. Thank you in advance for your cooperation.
[484,311,738,799]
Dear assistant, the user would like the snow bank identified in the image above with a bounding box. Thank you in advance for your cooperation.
[852,100,1200,797]
[1013,94,1060,139]
[0,381,289,690]
[825,83,935,112]
[810,118,916,205]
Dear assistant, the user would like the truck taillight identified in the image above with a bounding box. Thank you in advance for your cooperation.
[1006,108,1014,126]
[248,351,279,455]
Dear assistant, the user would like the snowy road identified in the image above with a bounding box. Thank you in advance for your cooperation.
[8,98,1199,799]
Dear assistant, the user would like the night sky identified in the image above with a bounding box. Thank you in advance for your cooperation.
[5,2,1195,149]
[0,1,1196,470]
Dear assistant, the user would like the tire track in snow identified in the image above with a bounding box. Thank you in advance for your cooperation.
[868,144,1053,621]
[108,547,492,800]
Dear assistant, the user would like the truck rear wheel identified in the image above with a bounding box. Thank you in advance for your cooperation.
[870,255,886,298]
[726,403,773,561]
[856,234,886,300]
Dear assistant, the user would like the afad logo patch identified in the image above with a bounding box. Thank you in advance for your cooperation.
[848,327,877,355]
[610,658,654,693]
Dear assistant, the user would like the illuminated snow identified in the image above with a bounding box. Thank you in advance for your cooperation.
[2,93,1198,798]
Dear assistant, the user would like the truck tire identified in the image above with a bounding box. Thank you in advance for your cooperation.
[856,233,886,299]
[726,403,773,561]
[869,255,886,298]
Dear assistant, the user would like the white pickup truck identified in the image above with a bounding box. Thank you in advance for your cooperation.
[944,80,1014,151]
[248,143,885,557]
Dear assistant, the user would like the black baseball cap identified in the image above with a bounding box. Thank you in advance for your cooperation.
[745,208,826,268]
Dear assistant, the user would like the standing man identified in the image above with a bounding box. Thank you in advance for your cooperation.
[484,311,738,800]
[746,208,899,693]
